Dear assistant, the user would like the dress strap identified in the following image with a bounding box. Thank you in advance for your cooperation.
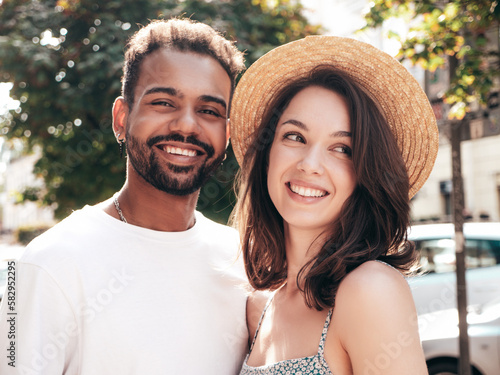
[248,293,276,353]
[374,259,407,281]
[374,259,397,270]
[318,308,333,355]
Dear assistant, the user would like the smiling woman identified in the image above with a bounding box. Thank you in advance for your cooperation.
[267,85,356,236]
[230,36,439,375]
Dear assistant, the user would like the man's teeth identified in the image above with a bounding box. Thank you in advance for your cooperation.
[164,145,197,157]
[289,183,327,197]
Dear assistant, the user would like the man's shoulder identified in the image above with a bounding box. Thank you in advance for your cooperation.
[195,213,243,267]
[20,205,102,265]
[196,212,238,241]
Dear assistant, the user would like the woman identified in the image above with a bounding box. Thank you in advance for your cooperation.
[230,36,438,374]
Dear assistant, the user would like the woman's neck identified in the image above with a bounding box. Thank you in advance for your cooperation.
[283,224,328,292]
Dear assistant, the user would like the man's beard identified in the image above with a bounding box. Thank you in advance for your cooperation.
[125,131,225,196]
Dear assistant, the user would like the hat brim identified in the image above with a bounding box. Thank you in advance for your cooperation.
[230,36,439,198]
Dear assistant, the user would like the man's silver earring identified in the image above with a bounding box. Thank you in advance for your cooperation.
[117,133,125,158]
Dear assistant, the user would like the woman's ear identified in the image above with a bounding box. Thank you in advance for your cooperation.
[225,118,231,146]
[112,97,128,140]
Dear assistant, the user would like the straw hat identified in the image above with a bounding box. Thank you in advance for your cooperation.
[230,36,439,198]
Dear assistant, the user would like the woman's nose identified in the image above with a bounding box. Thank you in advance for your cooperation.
[297,147,324,175]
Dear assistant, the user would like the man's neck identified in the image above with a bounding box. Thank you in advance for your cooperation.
[107,175,199,232]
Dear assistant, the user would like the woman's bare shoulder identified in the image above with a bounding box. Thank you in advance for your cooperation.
[331,260,427,374]
[342,260,406,288]
[335,260,413,320]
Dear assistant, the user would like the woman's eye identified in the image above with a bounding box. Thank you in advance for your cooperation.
[333,145,352,157]
[283,133,305,143]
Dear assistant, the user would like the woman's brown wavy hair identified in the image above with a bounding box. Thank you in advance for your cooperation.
[233,66,419,311]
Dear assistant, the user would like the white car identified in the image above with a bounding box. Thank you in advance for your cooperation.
[407,222,500,315]
[419,299,500,375]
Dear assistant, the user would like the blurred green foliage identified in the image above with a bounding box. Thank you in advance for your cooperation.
[15,223,51,245]
[363,0,499,120]
[0,0,320,223]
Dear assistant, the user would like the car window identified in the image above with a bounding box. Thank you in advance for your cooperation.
[488,239,500,264]
[466,239,497,269]
[415,238,500,273]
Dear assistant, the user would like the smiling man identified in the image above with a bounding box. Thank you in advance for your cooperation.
[111,47,232,229]
[0,19,247,374]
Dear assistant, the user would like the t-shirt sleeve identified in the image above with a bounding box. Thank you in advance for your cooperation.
[0,262,79,374]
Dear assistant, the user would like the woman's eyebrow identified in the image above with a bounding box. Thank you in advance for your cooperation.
[280,119,308,130]
[281,120,351,138]
[330,130,352,138]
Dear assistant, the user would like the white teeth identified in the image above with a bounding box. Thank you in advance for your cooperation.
[164,145,197,157]
[289,183,327,197]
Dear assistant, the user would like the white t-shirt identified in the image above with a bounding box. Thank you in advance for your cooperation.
[0,205,249,374]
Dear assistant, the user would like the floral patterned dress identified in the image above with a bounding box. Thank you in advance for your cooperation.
[239,294,334,375]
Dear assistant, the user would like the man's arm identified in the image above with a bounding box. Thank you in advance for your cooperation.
[0,261,79,374]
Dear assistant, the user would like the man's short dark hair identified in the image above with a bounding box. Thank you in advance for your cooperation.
[122,18,245,109]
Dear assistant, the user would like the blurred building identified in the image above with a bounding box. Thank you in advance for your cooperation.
[411,98,500,222]
[411,25,500,223]
[0,145,54,234]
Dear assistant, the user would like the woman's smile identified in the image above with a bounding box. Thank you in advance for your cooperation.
[287,181,329,199]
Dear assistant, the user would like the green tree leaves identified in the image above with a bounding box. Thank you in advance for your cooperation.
[0,0,319,221]
[364,0,499,120]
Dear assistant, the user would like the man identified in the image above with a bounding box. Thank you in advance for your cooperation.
[0,18,248,374]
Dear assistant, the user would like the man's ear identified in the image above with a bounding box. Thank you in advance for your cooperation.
[112,97,129,140]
